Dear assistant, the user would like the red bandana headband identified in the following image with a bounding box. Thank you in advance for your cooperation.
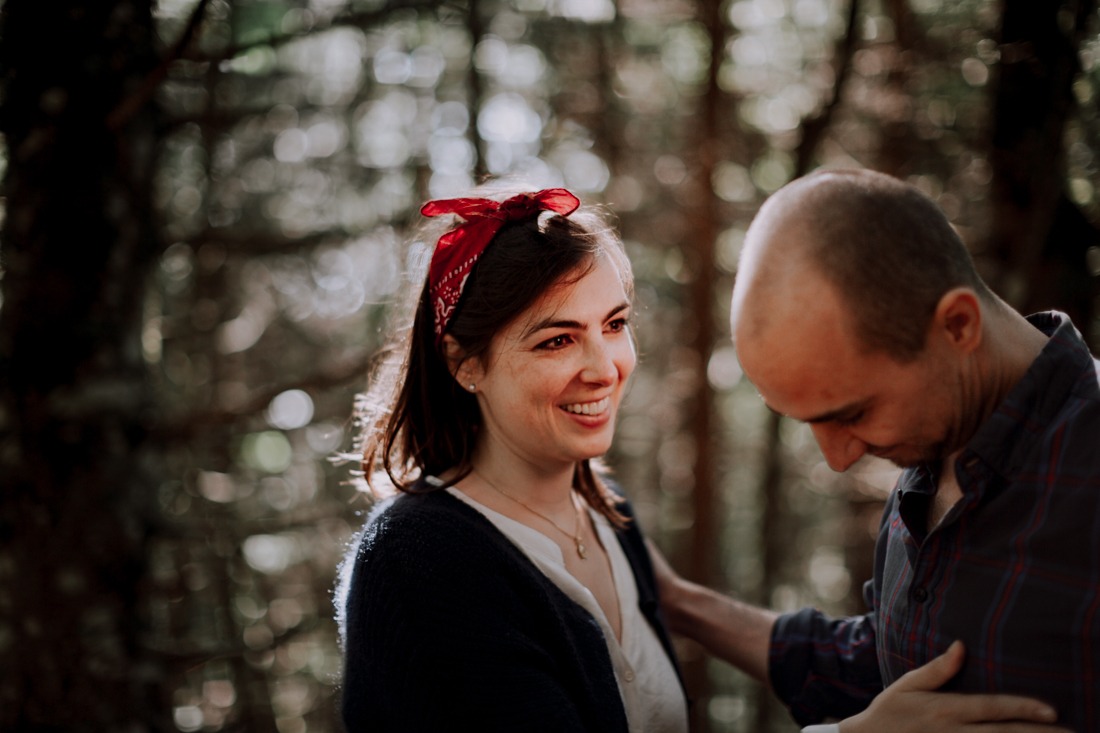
[420,188,581,347]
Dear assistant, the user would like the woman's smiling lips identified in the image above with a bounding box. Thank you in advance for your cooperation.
[561,396,611,417]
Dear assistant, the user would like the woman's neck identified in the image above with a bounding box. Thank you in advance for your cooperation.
[464,439,578,514]
[475,464,574,505]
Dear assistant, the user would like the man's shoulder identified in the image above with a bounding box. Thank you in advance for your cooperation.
[1053,350,1100,417]
[1020,317,1100,438]
[1027,357,1100,478]
[1058,367,1100,443]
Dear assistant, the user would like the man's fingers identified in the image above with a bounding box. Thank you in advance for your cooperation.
[905,692,1062,727]
[968,724,1071,733]
[952,694,1060,725]
[891,640,966,692]
[885,642,1061,726]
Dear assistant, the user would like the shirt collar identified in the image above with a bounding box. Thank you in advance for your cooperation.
[898,311,1094,498]
[961,311,1094,479]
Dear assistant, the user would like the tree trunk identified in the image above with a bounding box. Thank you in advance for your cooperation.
[985,0,1099,329]
[681,1,726,729]
[465,0,488,178]
[754,3,862,728]
[0,1,166,728]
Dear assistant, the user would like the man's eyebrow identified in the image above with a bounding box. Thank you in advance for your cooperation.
[522,302,630,338]
[803,400,869,424]
[760,398,868,424]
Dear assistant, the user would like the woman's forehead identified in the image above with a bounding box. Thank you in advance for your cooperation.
[506,257,630,336]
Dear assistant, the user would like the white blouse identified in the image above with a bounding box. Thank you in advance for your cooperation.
[448,488,689,733]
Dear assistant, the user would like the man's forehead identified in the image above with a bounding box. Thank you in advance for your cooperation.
[738,314,874,411]
[748,363,845,412]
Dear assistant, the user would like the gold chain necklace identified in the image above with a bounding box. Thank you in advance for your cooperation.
[478,471,588,560]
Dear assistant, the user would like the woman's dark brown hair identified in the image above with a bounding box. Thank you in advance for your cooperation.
[352,196,633,526]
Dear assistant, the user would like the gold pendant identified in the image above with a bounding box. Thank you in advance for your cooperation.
[576,539,587,559]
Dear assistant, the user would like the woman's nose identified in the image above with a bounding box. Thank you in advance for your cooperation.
[581,339,618,384]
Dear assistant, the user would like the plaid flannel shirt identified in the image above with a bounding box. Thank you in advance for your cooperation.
[770,312,1100,732]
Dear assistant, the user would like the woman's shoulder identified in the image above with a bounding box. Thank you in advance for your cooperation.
[336,488,501,625]
[354,487,485,556]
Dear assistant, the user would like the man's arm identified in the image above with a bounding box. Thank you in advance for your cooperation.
[648,538,880,722]
[649,540,1071,733]
[647,538,778,684]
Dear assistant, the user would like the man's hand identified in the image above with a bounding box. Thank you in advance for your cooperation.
[840,641,1070,733]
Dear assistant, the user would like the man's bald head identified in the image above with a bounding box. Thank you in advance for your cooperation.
[732,168,993,362]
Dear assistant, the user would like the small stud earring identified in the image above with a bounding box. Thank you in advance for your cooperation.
[468,383,476,392]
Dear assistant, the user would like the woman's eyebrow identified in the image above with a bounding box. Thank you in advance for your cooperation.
[522,302,630,338]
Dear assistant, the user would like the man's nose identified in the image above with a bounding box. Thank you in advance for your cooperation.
[810,423,867,472]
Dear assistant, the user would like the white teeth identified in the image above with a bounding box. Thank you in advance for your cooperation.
[563,397,610,415]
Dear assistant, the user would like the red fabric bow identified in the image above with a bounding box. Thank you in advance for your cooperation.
[421,188,581,346]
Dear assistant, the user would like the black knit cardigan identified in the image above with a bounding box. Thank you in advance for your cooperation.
[337,484,686,732]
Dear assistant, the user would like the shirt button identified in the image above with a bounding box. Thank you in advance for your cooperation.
[624,670,635,683]
[913,587,929,602]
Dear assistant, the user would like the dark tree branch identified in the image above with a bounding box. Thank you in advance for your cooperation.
[753,6,863,726]
[680,1,727,727]
[184,227,354,257]
[107,0,212,131]
[155,500,356,540]
[186,0,456,64]
[984,0,1099,313]
[151,348,379,441]
[465,0,488,177]
[795,0,861,176]
[143,616,325,663]
[113,0,457,131]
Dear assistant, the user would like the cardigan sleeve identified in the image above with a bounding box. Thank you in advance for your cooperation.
[340,493,629,733]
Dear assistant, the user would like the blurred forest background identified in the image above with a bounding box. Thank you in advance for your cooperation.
[2,0,1099,731]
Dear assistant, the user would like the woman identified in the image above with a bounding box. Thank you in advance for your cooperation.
[337,186,687,732]
[336,185,1066,733]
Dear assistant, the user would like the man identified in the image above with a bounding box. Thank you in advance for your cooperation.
[655,168,1100,731]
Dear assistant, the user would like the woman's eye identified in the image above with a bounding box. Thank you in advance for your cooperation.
[607,317,629,332]
[538,335,572,350]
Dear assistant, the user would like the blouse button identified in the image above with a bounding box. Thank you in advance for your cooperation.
[913,587,929,603]
[624,670,635,683]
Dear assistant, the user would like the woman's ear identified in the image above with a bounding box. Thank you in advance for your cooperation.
[442,335,483,391]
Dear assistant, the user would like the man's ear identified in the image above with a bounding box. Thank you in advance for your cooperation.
[442,334,483,390]
[931,288,983,355]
